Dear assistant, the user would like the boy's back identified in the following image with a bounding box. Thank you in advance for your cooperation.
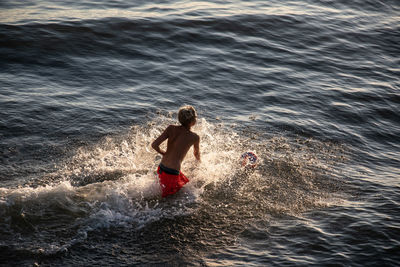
[160,125,199,171]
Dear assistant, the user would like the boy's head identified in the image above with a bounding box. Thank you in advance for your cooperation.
[178,105,197,127]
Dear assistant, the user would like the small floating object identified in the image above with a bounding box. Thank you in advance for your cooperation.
[240,152,258,168]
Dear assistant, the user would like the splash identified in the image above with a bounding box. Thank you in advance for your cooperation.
[0,114,346,256]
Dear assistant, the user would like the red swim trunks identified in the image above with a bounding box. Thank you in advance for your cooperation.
[157,164,189,198]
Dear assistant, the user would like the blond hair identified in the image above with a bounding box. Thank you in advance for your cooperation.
[178,105,197,126]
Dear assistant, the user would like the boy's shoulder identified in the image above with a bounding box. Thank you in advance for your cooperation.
[166,124,179,131]
[168,125,199,139]
[190,130,200,141]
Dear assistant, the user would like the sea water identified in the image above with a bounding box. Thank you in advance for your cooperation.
[0,0,399,266]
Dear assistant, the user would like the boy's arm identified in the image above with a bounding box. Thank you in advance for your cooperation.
[151,126,170,155]
[193,135,201,161]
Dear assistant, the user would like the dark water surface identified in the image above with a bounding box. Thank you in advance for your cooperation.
[1,0,399,266]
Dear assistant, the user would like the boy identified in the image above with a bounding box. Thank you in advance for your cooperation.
[151,105,201,197]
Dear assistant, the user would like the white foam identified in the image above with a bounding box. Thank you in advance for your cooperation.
[0,116,347,255]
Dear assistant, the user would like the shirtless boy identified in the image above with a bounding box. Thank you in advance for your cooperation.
[151,105,200,197]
